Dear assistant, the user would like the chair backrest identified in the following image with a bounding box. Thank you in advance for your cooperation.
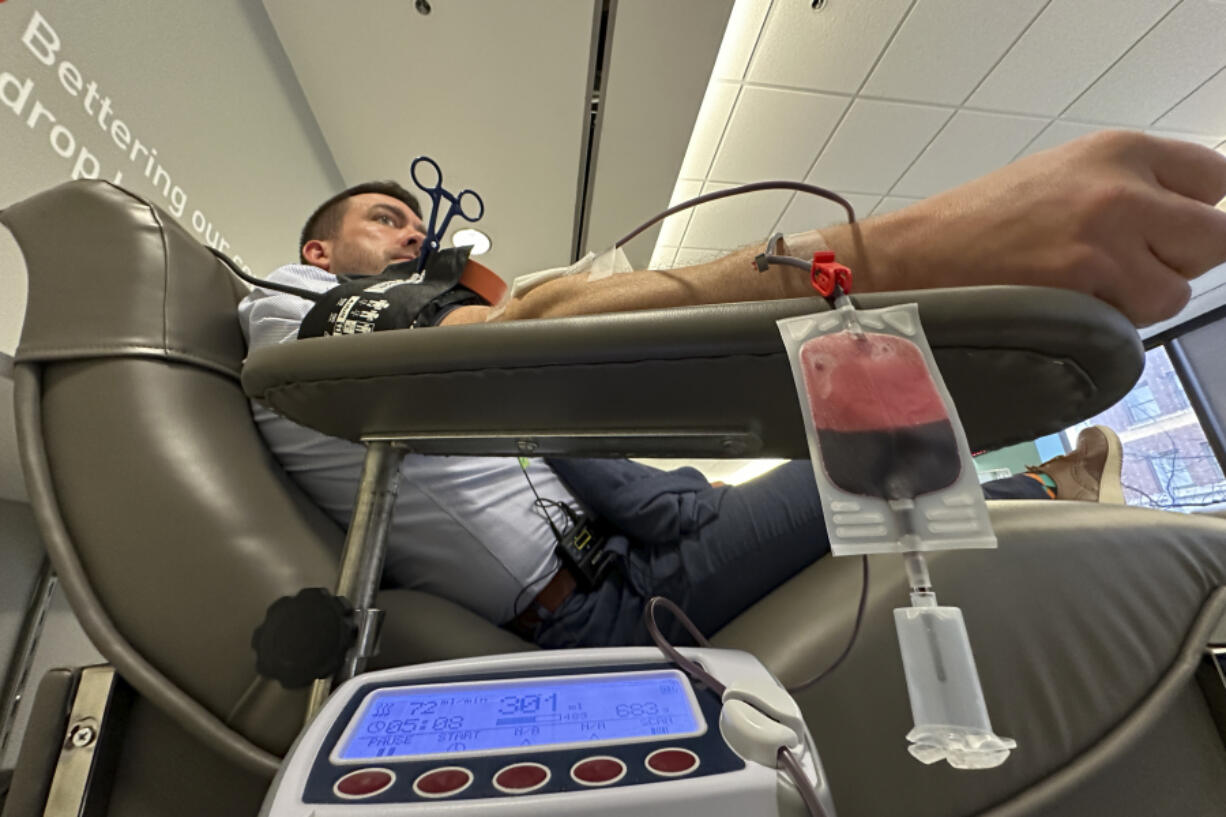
[1,180,345,773]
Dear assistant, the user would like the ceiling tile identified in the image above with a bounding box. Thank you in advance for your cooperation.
[1146,129,1222,148]
[1064,2,1226,127]
[893,111,1047,198]
[774,192,880,235]
[673,247,733,267]
[806,99,952,194]
[1016,120,1104,158]
[968,0,1178,116]
[708,87,849,182]
[649,245,679,269]
[1156,66,1226,136]
[681,181,792,249]
[872,196,923,216]
[746,0,913,93]
[862,0,1048,105]
[680,82,741,178]
[658,180,704,246]
[713,0,773,81]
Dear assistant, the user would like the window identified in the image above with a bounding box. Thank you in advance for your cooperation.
[977,467,1012,484]
[1149,449,1195,492]
[1203,443,1225,483]
[1162,369,1189,411]
[1061,346,1226,512]
[1124,383,1159,425]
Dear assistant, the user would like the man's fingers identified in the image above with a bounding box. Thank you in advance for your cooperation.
[1147,136,1226,206]
[1143,191,1226,278]
[1108,255,1191,327]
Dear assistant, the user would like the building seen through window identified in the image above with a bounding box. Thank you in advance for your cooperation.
[1124,383,1158,426]
[975,343,1226,510]
[975,346,1226,512]
[1065,347,1226,511]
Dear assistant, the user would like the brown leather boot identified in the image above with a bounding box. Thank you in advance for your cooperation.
[1027,425,1124,503]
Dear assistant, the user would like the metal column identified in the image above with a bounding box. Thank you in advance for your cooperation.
[305,442,405,723]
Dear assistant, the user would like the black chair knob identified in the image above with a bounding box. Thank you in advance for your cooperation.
[252,588,356,689]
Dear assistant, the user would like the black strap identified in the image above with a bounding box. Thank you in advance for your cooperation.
[297,246,475,339]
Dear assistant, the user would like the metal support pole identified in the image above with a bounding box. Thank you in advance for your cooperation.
[305,442,405,723]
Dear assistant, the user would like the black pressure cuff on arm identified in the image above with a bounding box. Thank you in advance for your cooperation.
[296,247,480,339]
[420,286,485,327]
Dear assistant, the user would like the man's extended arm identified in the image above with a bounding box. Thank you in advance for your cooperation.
[440,230,839,326]
[443,131,1226,329]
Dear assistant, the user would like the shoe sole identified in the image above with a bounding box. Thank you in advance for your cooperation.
[1095,425,1125,504]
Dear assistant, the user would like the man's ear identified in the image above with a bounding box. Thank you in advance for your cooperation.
[302,238,332,271]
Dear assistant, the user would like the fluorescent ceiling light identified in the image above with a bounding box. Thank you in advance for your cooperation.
[452,228,492,255]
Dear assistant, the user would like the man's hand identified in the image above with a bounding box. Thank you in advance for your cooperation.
[826,131,1226,326]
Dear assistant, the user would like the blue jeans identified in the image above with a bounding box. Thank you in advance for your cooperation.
[533,462,1048,649]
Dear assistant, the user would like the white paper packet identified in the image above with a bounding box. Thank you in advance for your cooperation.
[488,246,633,319]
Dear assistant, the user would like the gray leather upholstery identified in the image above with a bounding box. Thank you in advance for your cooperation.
[8,181,244,378]
[1,181,533,778]
[243,287,1143,457]
[714,502,1226,817]
[7,180,1226,817]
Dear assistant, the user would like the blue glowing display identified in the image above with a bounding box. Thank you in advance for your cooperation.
[335,669,703,761]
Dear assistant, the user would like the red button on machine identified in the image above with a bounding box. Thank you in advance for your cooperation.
[493,762,551,793]
[413,767,473,798]
[646,747,700,777]
[571,756,627,786]
[334,768,395,799]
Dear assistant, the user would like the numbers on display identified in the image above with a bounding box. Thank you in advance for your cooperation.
[404,701,437,715]
[365,715,464,734]
[615,702,660,718]
[498,693,558,715]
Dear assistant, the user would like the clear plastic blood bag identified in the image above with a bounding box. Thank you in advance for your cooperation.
[799,331,960,501]
[779,302,994,557]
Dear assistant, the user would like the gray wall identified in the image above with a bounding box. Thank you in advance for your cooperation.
[0,0,343,352]
[0,0,346,501]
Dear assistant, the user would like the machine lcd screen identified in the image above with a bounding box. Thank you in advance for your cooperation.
[334,669,704,762]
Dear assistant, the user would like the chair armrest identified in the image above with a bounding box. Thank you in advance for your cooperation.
[243,287,1142,457]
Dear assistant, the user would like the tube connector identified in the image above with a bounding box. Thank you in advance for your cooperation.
[894,604,1016,769]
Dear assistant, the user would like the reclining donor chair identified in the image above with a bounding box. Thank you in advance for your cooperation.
[4,180,1226,817]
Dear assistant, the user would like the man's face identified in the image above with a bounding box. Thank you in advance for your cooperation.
[311,193,427,277]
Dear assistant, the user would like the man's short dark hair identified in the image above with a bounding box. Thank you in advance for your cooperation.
[299,181,423,264]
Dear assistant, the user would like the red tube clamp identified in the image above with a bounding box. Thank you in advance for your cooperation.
[811,251,852,298]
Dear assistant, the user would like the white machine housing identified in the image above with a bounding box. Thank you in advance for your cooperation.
[258,647,834,817]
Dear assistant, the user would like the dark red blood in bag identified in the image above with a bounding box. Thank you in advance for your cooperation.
[800,332,961,499]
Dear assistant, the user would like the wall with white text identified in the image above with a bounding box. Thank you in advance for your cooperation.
[0,0,345,501]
